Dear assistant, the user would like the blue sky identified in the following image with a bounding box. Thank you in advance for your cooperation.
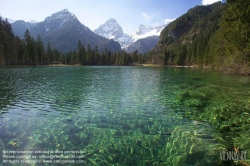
[0,0,221,34]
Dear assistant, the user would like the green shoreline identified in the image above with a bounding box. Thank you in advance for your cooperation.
[1,63,249,76]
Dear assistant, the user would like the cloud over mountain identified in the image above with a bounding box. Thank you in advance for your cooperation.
[201,0,220,5]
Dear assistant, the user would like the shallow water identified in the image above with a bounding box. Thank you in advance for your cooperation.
[0,66,249,165]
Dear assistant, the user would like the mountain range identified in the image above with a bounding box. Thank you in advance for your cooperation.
[94,19,172,53]
[11,9,121,53]
[10,10,171,54]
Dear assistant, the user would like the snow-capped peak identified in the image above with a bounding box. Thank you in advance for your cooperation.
[106,18,118,24]
[45,9,77,22]
[130,23,168,43]
[94,18,173,51]
[136,24,151,35]
[28,20,38,24]
[63,9,69,12]
[42,9,79,34]
[94,18,123,40]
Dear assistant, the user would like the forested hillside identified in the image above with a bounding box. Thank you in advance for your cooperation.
[149,1,250,75]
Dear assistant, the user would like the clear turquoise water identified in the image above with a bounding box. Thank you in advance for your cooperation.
[0,66,250,165]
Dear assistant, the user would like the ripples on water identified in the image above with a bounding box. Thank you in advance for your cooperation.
[0,66,250,165]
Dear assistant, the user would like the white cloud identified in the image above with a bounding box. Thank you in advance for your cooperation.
[164,18,175,24]
[201,0,220,5]
[142,13,153,20]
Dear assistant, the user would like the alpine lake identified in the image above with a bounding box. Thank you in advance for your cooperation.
[0,66,250,166]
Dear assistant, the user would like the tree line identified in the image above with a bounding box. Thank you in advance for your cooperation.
[0,17,146,66]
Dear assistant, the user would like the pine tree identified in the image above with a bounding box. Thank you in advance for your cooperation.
[92,45,99,65]
[13,36,25,65]
[77,40,83,65]
[36,35,45,65]
[107,50,112,65]
[24,29,34,64]
[46,42,53,64]
[87,44,92,65]
[0,18,14,65]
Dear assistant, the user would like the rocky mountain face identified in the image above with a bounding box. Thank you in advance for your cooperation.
[130,24,165,42]
[94,19,170,53]
[94,18,123,40]
[94,18,131,49]
[126,36,159,53]
[11,20,37,38]
[11,9,122,53]
[30,9,80,38]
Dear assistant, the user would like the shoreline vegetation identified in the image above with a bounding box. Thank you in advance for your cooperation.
[1,63,249,76]
[0,58,250,76]
[49,64,250,76]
